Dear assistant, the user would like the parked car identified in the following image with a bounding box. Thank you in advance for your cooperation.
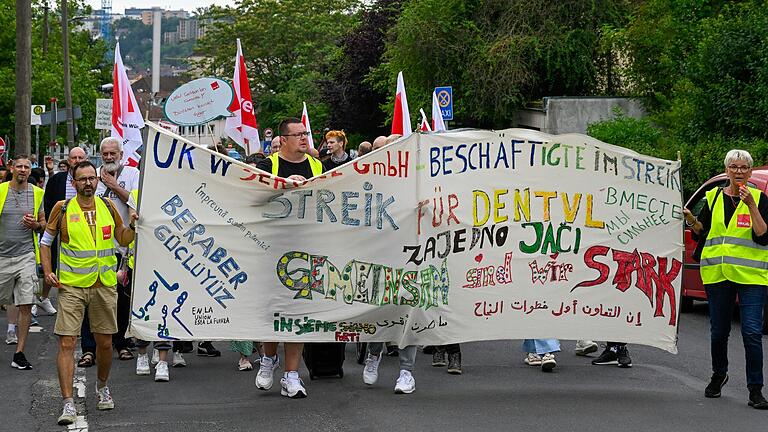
[682,167,768,333]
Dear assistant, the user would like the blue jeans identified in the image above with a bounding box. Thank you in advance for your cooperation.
[367,343,417,371]
[705,282,766,385]
[522,339,560,355]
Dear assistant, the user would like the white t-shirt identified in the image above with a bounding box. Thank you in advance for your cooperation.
[96,165,140,252]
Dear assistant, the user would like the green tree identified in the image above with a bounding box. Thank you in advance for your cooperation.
[194,0,361,131]
[0,0,109,153]
[377,0,635,128]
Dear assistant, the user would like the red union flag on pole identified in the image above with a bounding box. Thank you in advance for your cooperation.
[431,90,447,132]
[419,108,432,132]
[301,101,315,148]
[225,39,260,155]
[391,71,412,136]
[111,42,145,166]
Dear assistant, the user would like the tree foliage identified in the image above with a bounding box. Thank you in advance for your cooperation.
[320,0,404,139]
[0,0,109,153]
[377,0,636,128]
[194,0,361,132]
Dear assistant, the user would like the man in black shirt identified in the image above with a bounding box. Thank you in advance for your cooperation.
[255,118,323,181]
[254,118,323,399]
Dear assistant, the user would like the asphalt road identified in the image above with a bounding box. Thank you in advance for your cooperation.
[2,301,766,432]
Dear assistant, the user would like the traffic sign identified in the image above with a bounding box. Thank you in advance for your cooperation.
[31,105,45,126]
[0,136,5,155]
[434,86,453,121]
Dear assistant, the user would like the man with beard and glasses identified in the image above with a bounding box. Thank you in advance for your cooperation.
[94,137,140,362]
[40,160,137,425]
[0,155,46,370]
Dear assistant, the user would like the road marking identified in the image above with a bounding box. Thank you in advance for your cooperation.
[69,348,89,431]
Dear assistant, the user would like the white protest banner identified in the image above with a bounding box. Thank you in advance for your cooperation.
[164,77,233,126]
[131,123,683,353]
[95,99,112,130]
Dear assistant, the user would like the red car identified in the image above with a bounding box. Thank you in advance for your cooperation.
[682,168,768,332]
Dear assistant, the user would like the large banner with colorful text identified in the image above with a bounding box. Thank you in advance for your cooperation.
[130,122,684,353]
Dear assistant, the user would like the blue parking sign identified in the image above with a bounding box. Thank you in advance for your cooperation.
[434,86,453,121]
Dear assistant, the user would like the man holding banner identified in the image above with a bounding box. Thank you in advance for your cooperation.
[254,118,324,398]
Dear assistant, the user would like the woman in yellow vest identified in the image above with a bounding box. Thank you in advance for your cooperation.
[684,149,768,409]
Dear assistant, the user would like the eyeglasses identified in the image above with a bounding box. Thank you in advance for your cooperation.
[728,165,751,173]
[283,132,310,138]
[75,176,98,184]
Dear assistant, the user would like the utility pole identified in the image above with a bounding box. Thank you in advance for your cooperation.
[42,1,49,55]
[15,0,32,155]
[62,0,76,147]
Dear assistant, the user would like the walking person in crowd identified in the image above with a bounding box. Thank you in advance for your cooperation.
[40,161,137,425]
[322,130,351,171]
[431,344,462,374]
[95,137,141,362]
[0,155,46,370]
[363,342,419,394]
[684,149,768,409]
[254,117,324,398]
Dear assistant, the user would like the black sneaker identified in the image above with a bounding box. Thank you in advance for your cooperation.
[705,373,728,398]
[197,341,221,357]
[447,352,462,375]
[748,385,768,409]
[616,346,632,368]
[386,344,399,357]
[11,352,33,370]
[432,349,447,367]
[591,345,618,365]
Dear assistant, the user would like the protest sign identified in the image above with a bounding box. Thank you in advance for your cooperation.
[164,77,234,126]
[95,99,112,130]
[131,123,683,353]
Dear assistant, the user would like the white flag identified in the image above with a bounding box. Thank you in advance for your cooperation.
[431,90,447,132]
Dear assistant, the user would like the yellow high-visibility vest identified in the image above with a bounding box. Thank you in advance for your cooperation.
[700,186,768,285]
[267,153,323,177]
[0,182,44,264]
[59,197,117,287]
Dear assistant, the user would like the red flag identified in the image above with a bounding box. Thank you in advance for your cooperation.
[111,42,145,165]
[419,108,431,132]
[391,71,412,136]
[225,39,260,155]
[301,102,315,148]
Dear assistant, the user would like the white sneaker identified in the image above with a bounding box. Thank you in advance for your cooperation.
[38,297,57,314]
[96,385,114,410]
[575,340,599,356]
[5,329,17,345]
[155,361,170,382]
[30,305,38,317]
[524,353,542,366]
[541,353,557,371]
[363,352,382,385]
[151,349,160,365]
[280,371,307,398]
[172,351,186,368]
[57,401,77,426]
[255,355,279,390]
[136,354,150,375]
[394,370,415,394]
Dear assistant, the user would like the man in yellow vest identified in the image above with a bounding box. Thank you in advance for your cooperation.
[684,149,768,409]
[0,155,46,370]
[39,161,137,425]
[253,118,323,398]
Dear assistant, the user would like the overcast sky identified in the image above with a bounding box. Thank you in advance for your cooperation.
[86,1,231,14]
